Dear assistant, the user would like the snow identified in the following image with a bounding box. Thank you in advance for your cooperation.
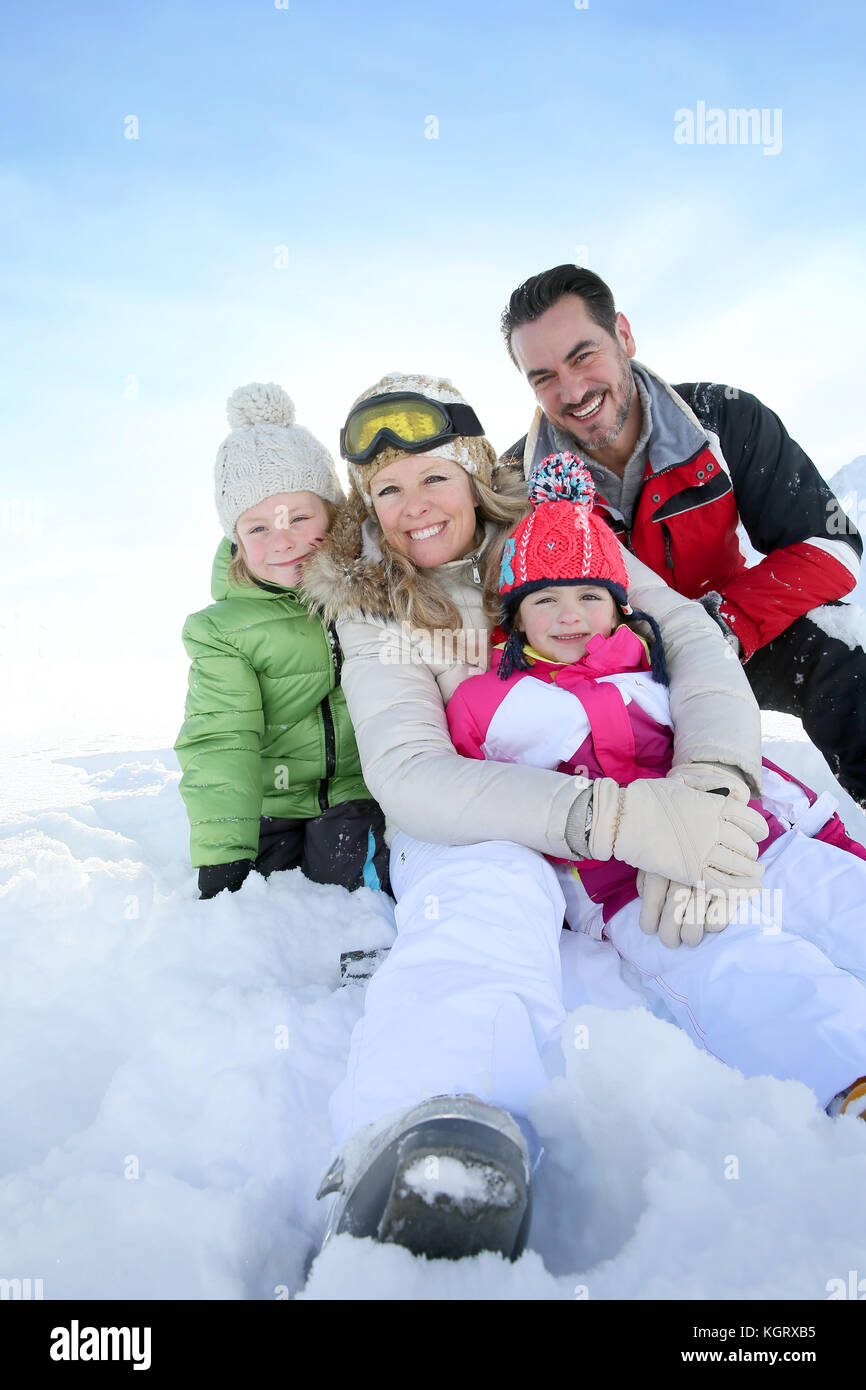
[0,758,396,1299]
[807,601,866,652]
[2,716,865,1302]
[827,457,866,610]
[401,1156,518,1208]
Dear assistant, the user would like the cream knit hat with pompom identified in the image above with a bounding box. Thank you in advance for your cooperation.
[214,382,344,538]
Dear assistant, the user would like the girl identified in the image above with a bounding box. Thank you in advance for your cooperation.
[446,452,866,1122]
[175,382,389,899]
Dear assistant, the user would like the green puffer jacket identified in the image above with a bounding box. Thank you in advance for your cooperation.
[175,538,370,867]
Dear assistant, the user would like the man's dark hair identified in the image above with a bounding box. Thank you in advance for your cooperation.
[501,264,618,367]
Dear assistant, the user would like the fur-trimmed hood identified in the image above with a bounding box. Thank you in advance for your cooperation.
[301,493,394,622]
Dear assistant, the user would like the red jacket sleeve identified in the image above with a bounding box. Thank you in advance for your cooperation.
[674,384,861,660]
[719,543,858,659]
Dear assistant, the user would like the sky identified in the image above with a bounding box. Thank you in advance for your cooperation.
[1,0,864,751]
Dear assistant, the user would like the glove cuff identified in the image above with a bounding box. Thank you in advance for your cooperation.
[586,780,624,862]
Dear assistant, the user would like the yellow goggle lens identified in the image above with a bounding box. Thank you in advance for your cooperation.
[347,400,449,454]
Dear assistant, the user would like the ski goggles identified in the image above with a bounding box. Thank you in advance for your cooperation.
[340,392,486,464]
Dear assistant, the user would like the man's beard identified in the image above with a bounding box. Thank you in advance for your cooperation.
[558,358,635,456]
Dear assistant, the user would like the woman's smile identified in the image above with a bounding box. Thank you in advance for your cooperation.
[407,521,448,542]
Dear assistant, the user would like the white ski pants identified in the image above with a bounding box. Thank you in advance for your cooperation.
[329,828,866,1147]
[570,826,866,1107]
[329,836,568,1145]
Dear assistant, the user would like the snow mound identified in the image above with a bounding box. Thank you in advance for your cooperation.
[0,753,395,1299]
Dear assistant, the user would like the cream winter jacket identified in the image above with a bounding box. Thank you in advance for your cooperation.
[301,495,763,855]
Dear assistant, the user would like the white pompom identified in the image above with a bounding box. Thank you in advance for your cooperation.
[226,382,296,430]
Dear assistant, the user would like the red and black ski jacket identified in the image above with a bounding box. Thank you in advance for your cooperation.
[505,365,861,661]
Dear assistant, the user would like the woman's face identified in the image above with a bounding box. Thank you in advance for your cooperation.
[236,491,331,587]
[370,454,479,569]
[516,583,618,663]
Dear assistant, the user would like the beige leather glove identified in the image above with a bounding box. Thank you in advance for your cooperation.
[587,776,769,893]
[637,763,765,947]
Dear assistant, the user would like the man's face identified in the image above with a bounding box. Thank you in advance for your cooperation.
[510,296,638,455]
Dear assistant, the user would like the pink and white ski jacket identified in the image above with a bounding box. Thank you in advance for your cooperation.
[446,625,865,924]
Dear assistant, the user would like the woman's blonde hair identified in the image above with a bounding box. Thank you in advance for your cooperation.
[229,497,342,588]
[373,473,530,634]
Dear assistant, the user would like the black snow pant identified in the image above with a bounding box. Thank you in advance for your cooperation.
[255,798,391,895]
[744,604,866,807]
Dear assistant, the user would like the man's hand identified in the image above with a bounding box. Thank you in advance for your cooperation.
[698,591,743,658]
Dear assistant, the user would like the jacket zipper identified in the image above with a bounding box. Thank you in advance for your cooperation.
[661,523,674,569]
[469,553,481,584]
[317,623,341,812]
[326,621,343,685]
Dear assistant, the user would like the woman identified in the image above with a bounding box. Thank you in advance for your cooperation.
[302,372,767,1261]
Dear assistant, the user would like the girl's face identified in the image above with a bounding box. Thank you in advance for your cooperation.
[236,491,331,587]
[370,454,479,569]
[516,583,619,663]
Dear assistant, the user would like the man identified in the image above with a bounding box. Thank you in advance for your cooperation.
[500,263,866,805]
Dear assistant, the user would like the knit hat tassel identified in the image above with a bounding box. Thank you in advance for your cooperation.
[630,609,670,686]
[498,628,534,681]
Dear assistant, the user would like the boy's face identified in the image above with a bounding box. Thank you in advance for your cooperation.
[516,583,618,663]
[236,491,331,587]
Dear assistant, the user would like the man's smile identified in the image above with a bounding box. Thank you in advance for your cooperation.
[566,391,606,423]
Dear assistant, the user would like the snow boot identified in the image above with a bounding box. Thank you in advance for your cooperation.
[316,1095,532,1261]
[827,1075,866,1119]
[339,946,391,984]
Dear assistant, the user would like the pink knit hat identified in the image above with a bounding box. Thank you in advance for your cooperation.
[496,453,668,683]
[499,453,631,605]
